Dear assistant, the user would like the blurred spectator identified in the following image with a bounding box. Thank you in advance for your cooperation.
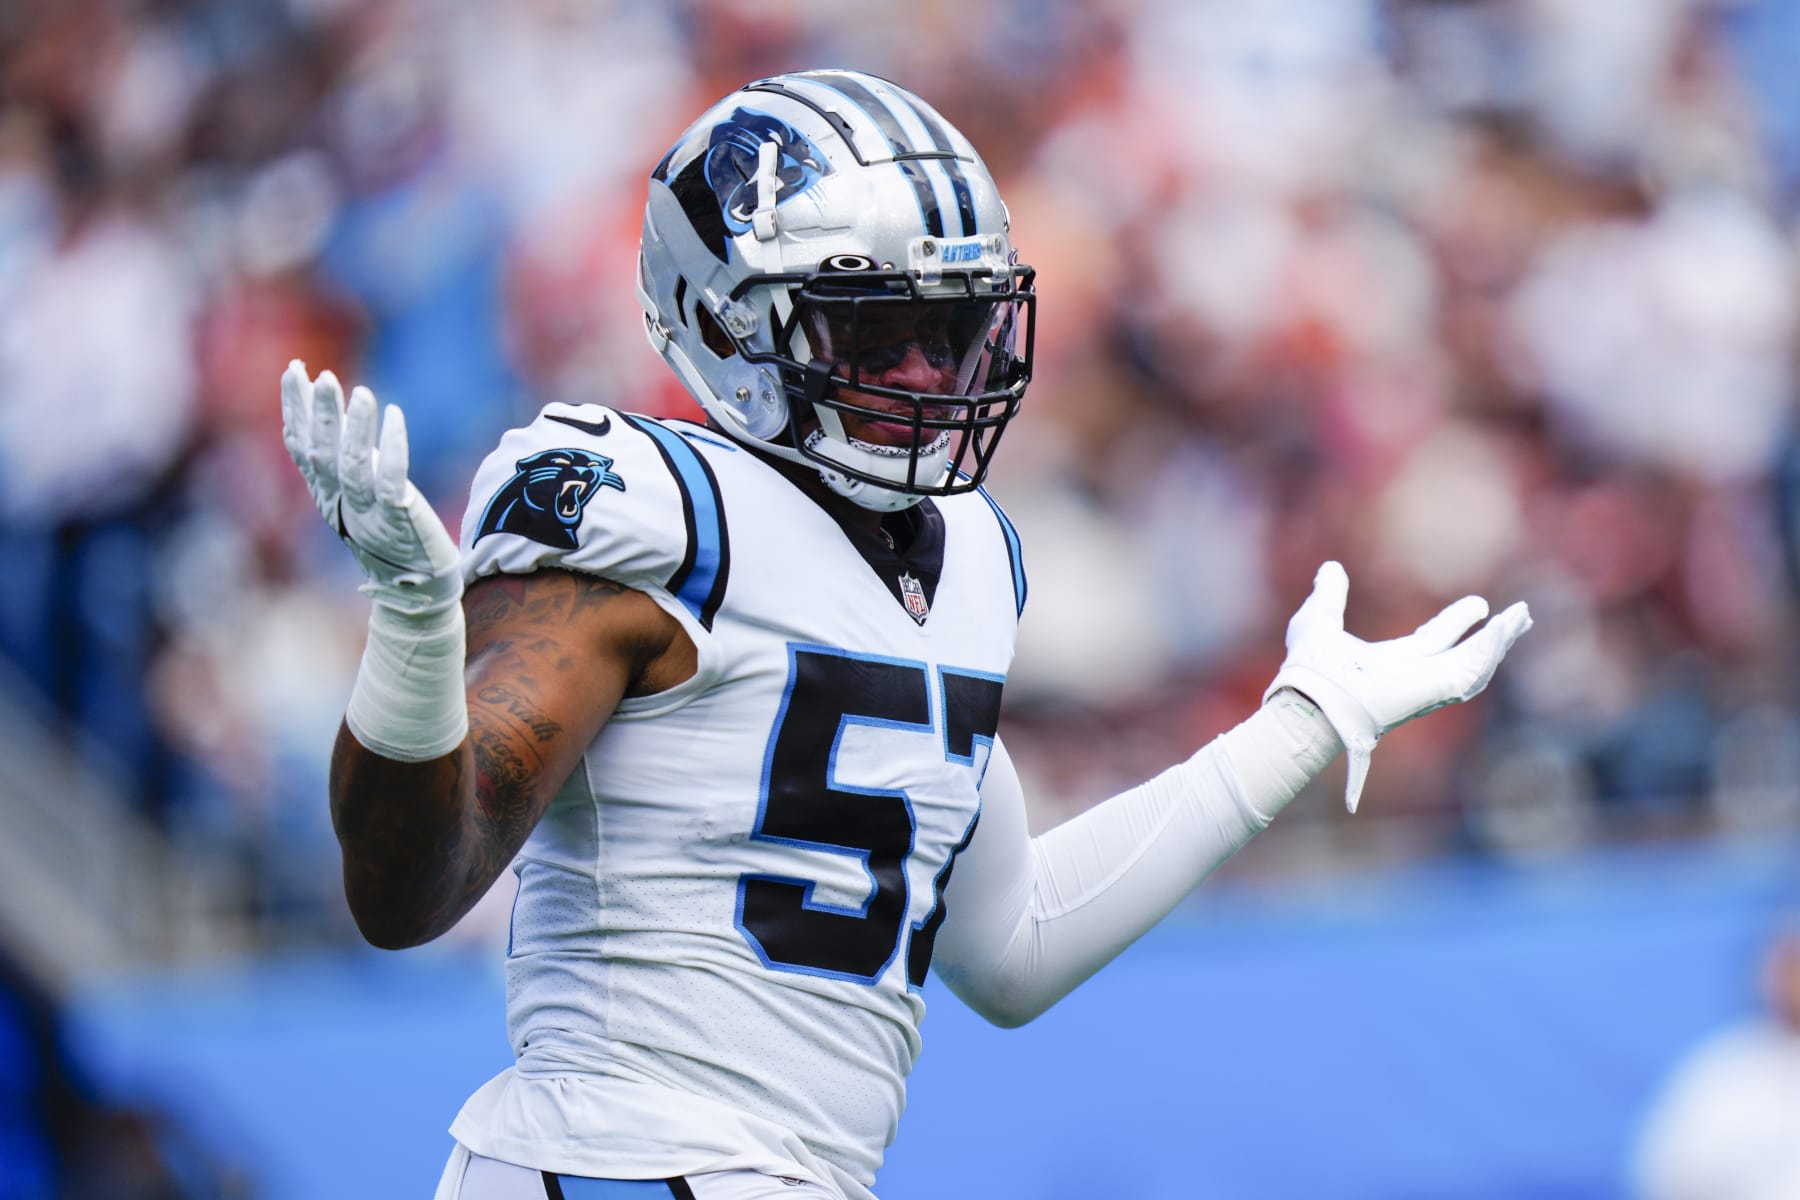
[1631,921,1800,1200]
[0,0,1796,941]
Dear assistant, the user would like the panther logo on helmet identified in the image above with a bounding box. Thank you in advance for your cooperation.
[703,108,830,237]
[474,448,626,550]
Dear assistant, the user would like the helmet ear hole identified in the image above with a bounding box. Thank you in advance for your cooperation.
[695,306,736,359]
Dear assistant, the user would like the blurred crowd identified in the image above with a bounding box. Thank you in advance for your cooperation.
[4,0,1800,941]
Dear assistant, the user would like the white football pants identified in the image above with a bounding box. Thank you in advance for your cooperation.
[436,1146,848,1200]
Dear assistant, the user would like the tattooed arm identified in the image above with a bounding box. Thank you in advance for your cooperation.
[328,569,696,949]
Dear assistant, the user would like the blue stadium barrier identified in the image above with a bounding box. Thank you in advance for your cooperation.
[59,838,1800,1200]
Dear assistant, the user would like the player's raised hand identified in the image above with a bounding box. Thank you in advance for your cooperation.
[280,360,462,615]
[1264,560,1532,813]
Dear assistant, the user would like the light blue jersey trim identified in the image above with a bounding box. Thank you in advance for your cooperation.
[976,486,1027,616]
[553,1177,671,1199]
[622,415,730,629]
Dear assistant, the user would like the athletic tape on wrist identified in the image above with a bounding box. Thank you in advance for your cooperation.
[345,600,469,762]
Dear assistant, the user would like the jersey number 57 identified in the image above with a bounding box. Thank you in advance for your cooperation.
[735,644,1003,989]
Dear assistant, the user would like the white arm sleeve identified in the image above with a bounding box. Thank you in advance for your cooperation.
[931,689,1342,1027]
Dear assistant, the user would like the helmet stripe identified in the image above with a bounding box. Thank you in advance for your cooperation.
[743,80,879,166]
[788,71,949,239]
[888,99,978,237]
[790,70,918,153]
[815,72,979,238]
[812,71,969,239]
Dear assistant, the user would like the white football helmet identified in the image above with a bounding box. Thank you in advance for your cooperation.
[638,69,1035,511]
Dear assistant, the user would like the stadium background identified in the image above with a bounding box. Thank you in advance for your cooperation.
[3,0,1800,1195]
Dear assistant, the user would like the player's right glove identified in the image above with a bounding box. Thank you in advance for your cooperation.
[280,360,462,615]
[1264,560,1532,814]
[281,360,469,761]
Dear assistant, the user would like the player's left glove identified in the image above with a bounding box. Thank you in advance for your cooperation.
[1264,560,1532,814]
[280,360,462,616]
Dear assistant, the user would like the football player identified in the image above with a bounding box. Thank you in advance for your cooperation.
[281,70,1531,1200]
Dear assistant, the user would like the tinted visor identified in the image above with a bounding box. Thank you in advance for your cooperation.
[799,293,1026,399]
[732,261,1035,495]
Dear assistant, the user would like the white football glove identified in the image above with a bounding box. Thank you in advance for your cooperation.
[280,360,462,615]
[1265,560,1532,814]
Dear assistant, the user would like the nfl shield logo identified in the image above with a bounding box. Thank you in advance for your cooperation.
[899,572,930,624]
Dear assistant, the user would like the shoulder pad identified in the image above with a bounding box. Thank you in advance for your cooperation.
[459,405,731,629]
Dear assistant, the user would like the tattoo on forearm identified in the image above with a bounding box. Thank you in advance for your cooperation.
[460,721,538,902]
[474,682,563,743]
[333,568,632,944]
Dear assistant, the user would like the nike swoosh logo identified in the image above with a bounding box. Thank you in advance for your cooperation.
[546,412,611,437]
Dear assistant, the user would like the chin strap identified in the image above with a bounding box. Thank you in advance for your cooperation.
[804,429,924,512]
[799,359,933,511]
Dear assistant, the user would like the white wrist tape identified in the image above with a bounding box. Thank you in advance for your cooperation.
[344,599,469,762]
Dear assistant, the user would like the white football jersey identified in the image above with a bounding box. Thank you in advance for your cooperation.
[447,404,1025,1197]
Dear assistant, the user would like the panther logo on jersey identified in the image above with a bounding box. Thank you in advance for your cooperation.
[704,108,830,236]
[474,448,625,550]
